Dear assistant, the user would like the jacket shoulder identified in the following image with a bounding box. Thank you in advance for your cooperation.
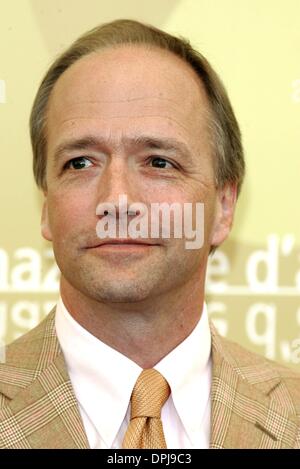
[0,309,59,400]
[211,323,300,413]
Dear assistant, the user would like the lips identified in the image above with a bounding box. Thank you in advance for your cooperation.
[88,239,159,248]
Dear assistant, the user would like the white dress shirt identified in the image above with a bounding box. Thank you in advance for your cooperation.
[55,297,212,449]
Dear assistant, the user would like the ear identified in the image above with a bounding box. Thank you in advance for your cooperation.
[210,183,237,248]
[41,194,53,242]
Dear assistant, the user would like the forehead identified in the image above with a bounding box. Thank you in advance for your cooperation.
[47,45,211,148]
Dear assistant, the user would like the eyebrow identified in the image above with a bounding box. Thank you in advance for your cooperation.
[52,135,192,162]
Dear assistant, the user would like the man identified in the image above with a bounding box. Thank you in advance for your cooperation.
[0,19,299,449]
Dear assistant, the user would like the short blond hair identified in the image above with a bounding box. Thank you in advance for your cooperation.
[30,18,245,195]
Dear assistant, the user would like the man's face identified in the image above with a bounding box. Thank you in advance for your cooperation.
[42,45,235,303]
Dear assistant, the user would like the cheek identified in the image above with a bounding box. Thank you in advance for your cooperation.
[144,184,193,204]
[47,189,94,235]
[202,193,217,238]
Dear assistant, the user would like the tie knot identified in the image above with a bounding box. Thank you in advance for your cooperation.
[130,369,170,419]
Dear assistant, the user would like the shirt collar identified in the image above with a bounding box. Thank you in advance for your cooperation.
[55,297,211,447]
[155,302,211,445]
[55,297,142,447]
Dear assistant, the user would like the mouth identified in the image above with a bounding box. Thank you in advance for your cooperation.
[92,238,158,245]
[87,239,160,251]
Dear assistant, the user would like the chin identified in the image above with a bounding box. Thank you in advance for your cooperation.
[92,288,152,304]
[69,274,152,303]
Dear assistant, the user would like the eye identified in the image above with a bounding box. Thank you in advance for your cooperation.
[64,157,93,170]
[149,157,175,169]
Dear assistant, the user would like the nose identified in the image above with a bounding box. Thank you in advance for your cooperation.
[96,156,140,218]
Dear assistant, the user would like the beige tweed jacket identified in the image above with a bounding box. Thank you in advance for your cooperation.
[0,309,299,449]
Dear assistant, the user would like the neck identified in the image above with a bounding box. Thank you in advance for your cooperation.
[60,273,206,368]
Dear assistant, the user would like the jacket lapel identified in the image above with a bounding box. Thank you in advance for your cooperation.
[0,311,89,449]
[210,324,298,449]
[0,309,298,448]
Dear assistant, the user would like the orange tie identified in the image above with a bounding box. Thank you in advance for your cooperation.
[122,369,170,449]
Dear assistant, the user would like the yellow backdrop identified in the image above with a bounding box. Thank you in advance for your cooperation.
[0,0,299,369]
